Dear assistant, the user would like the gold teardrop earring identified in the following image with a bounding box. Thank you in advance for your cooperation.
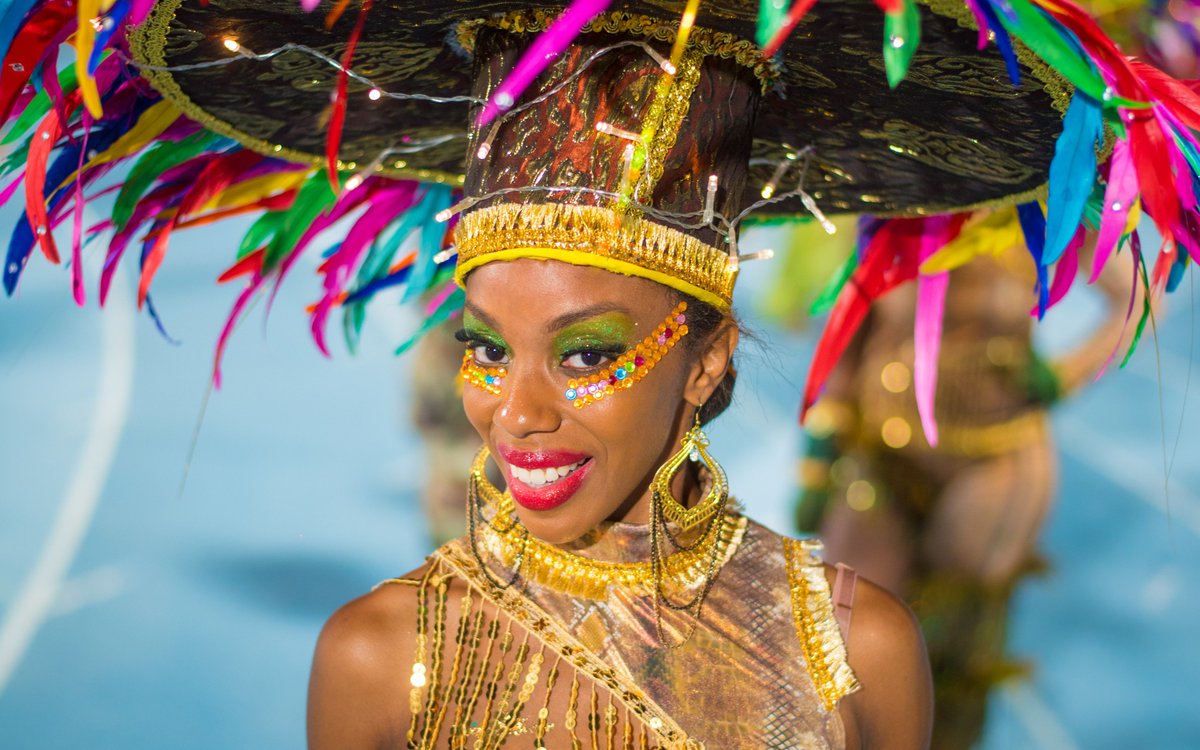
[650,409,728,530]
[648,408,730,646]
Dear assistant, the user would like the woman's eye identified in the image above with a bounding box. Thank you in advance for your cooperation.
[472,344,509,365]
[563,350,612,369]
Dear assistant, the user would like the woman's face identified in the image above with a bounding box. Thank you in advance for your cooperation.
[459,258,727,544]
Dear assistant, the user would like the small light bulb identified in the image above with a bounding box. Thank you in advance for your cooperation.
[368,88,382,101]
[223,38,241,53]
[435,209,453,223]
[343,174,364,191]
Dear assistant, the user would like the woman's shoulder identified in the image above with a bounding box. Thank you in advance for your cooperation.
[308,558,462,749]
[735,519,931,748]
[835,569,932,750]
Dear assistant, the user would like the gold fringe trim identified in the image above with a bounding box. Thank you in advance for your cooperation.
[434,543,696,749]
[783,538,862,712]
[637,46,705,204]
[457,10,779,92]
[454,204,736,309]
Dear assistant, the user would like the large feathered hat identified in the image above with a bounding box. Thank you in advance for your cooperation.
[1,0,1196,397]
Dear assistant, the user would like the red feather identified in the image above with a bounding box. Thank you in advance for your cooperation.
[137,149,265,307]
[325,0,372,192]
[0,2,76,123]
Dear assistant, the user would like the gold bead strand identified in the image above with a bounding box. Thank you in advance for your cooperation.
[480,631,532,748]
[566,670,582,750]
[419,576,452,747]
[471,618,515,749]
[425,587,475,743]
[447,603,487,746]
[407,565,437,746]
[452,613,502,748]
[534,655,562,747]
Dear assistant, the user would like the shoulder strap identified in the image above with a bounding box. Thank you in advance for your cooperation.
[831,562,858,643]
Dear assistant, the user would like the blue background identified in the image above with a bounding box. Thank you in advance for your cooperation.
[1,216,1197,749]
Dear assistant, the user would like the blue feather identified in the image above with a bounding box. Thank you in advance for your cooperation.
[1044,92,1104,265]
[90,0,132,74]
[979,1,1021,85]
[1017,201,1050,318]
[1166,253,1188,293]
[143,293,181,345]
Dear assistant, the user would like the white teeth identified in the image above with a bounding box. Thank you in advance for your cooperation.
[510,460,584,487]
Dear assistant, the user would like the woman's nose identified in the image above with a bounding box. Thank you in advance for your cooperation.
[492,363,563,438]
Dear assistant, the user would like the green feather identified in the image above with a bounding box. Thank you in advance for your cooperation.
[394,285,464,356]
[112,132,218,231]
[237,211,287,260]
[883,0,921,89]
[809,249,858,316]
[261,172,336,270]
[756,0,790,48]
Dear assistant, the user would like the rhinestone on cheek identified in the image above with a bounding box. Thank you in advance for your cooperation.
[563,302,688,409]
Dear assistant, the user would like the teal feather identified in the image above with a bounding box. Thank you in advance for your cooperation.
[400,185,453,303]
[1044,91,1103,265]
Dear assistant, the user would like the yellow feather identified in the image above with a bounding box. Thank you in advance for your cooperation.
[75,0,103,118]
[198,171,309,213]
[920,208,1022,274]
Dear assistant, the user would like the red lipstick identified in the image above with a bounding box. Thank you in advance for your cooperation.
[497,446,593,511]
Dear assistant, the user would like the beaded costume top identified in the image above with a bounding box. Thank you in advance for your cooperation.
[391,511,858,749]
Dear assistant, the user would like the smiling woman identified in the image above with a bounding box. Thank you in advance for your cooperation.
[306,17,934,745]
[12,0,1199,748]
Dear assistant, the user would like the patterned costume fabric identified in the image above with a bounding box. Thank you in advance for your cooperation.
[390,507,858,749]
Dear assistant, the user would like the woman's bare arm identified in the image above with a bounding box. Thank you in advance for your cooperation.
[307,567,428,750]
[837,573,933,750]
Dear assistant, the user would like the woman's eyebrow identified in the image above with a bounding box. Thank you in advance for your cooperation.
[545,304,635,331]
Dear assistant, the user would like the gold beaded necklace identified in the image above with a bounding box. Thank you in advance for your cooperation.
[467,448,747,601]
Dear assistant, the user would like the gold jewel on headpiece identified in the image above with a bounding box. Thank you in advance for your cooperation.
[467,447,746,602]
[565,302,689,408]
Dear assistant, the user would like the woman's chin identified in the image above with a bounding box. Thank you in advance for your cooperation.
[514,505,599,546]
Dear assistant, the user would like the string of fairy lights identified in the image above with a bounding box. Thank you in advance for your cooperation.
[118,3,835,268]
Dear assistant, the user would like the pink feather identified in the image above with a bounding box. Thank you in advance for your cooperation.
[476,0,612,127]
[309,183,419,354]
[1092,138,1136,283]
[912,216,956,447]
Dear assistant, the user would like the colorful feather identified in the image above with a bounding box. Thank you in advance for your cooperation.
[1092,138,1137,282]
[1043,91,1103,264]
[883,0,921,89]
[476,0,613,127]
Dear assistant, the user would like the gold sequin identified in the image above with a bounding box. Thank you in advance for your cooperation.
[453,203,737,311]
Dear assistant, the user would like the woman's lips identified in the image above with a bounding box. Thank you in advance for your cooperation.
[497,446,593,511]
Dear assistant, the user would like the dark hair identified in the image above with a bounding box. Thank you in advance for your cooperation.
[676,293,738,425]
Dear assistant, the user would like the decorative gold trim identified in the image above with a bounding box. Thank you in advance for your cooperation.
[471,448,748,601]
[434,542,696,748]
[454,204,736,309]
[637,46,704,204]
[456,10,779,92]
[129,0,465,185]
[783,538,862,712]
